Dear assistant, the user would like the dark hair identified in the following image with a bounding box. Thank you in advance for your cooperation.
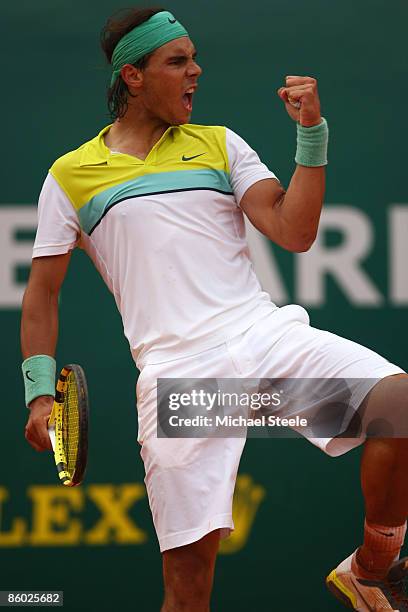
[100,7,165,120]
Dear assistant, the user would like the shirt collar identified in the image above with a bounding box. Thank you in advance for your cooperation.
[79,125,112,167]
[79,124,178,167]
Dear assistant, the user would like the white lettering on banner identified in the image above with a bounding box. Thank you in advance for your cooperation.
[0,207,37,309]
[1,204,408,308]
[389,205,408,304]
[296,207,383,306]
[247,205,408,306]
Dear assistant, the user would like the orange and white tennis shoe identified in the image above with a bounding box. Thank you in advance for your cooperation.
[326,550,408,610]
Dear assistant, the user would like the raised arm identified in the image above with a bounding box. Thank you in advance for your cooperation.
[239,166,325,252]
[21,253,71,451]
[240,76,327,253]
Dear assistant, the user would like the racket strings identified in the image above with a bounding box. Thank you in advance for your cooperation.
[62,371,80,478]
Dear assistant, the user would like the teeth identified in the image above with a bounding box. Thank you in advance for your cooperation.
[186,88,194,94]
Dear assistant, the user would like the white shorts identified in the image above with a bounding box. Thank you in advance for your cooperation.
[136,305,404,552]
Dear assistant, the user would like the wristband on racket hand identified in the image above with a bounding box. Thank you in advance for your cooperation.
[22,354,56,407]
[295,117,328,167]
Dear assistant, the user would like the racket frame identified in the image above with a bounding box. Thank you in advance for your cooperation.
[48,364,88,486]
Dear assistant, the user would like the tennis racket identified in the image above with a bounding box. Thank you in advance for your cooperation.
[48,364,89,486]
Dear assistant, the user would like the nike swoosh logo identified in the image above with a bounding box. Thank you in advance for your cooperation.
[25,370,35,382]
[376,530,394,537]
[168,18,176,23]
[182,153,206,161]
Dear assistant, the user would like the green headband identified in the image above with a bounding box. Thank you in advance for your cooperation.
[110,11,189,87]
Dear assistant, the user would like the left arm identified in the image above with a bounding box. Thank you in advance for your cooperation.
[240,76,326,253]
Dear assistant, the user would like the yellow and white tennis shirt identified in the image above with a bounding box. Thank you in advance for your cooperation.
[33,123,278,368]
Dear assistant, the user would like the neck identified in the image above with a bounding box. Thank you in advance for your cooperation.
[104,105,171,160]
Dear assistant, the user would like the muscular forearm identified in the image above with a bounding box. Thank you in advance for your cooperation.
[274,75,327,251]
[242,78,327,253]
[21,283,58,451]
[278,164,325,251]
[21,284,59,359]
[21,250,70,451]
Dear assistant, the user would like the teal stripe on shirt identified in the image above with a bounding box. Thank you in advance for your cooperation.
[79,169,233,234]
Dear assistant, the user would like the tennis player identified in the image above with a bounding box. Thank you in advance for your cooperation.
[21,7,408,611]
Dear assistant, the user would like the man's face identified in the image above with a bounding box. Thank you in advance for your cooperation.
[137,37,202,125]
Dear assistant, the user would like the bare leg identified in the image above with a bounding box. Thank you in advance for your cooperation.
[161,529,220,612]
[357,374,408,576]
[362,437,408,526]
[361,374,408,525]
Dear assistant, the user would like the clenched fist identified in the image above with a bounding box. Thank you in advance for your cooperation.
[277,76,322,127]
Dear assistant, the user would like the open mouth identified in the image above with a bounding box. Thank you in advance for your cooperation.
[182,88,195,113]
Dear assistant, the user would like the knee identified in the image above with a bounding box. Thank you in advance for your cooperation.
[362,374,408,438]
[376,373,408,401]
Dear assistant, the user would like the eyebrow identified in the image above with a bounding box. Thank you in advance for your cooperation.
[166,48,197,60]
